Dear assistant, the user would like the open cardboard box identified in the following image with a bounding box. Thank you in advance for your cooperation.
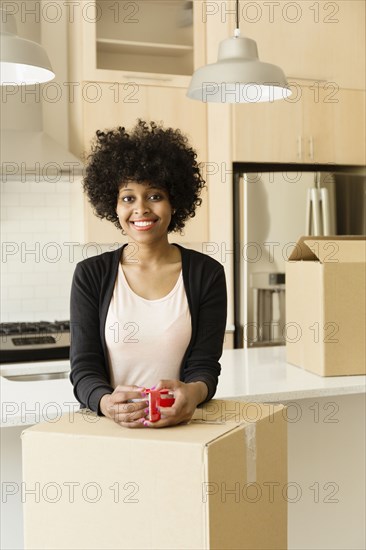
[22,400,287,550]
[286,236,366,376]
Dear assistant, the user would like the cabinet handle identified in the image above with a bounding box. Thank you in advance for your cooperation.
[297,135,303,160]
[309,136,314,160]
[123,75,172,82]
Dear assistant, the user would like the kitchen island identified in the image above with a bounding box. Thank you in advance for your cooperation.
[1,348,365,549]
[218,347,366,550]
[1,347,364,428]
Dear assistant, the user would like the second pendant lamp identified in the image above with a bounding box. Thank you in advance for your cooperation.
[187,0,291,103]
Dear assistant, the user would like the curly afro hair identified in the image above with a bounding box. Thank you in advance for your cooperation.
[83,119,206,234]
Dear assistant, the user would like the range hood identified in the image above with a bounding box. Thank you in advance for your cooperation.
[1,129,84,180]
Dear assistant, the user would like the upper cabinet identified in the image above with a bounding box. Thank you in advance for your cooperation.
[240,0,365,90]
[77,0,205,86]
[96,1,192,74]
[233,83,366,165]
[331,88,366,165]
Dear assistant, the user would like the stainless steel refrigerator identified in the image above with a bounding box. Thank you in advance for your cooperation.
[233,168,366,348]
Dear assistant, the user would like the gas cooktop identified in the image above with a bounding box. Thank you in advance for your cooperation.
[0,321,70,364]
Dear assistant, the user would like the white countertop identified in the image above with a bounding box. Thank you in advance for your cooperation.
[216,347,366,402]
[1,348,365,427]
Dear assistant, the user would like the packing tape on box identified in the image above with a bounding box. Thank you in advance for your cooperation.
[245,424,257,483]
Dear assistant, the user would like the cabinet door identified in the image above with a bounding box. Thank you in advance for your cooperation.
[332,89,366,165]
[301,84,335,164]
[303,86,366,165]
[232,94,303,163]
[80,83,208,244]
[79,0,205,88]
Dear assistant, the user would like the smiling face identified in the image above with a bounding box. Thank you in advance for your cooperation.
[116,181,173,244]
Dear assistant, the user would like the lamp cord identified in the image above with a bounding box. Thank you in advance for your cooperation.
[234,0,240,37]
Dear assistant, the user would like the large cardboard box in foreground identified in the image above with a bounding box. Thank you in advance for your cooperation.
[286,236,366,376]
[22,400,287,550]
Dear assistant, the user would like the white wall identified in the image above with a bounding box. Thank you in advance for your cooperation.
[0,177,114,322]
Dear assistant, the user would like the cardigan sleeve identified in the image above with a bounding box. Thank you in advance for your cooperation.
[69,262,114,412]
[181,263,227,402]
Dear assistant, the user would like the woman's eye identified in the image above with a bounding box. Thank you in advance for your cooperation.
[119,192,164,203]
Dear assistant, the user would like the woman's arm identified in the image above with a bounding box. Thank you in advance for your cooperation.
[182,264,227,402]
[69,262,114,412]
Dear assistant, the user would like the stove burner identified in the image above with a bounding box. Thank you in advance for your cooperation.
[0,320,70,336]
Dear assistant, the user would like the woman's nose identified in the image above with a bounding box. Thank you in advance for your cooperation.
[134,199,150,213]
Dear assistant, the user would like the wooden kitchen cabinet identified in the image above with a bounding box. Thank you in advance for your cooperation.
[301,83,337,164]
[233,83,366,165]
[232,88,303,163]
[241,0,365,90]
[331,88,366,165]
[302,86,366,165]
[76,0,205,87]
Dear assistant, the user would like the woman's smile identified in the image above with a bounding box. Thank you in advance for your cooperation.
[130,218,158,231]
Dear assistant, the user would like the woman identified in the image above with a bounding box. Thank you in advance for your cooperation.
[70,120,227,428]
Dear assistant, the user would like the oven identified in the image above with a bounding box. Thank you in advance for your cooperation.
[0,320,71,376]
[0,320,76,424]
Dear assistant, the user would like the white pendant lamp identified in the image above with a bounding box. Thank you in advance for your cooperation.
[0,9,55,85]
[187,0,291,103]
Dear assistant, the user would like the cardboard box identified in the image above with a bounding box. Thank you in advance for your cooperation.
[22,400,287,550]
[286,236,366,376]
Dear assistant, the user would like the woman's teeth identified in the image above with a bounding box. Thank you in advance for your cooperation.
[133,221,155,227]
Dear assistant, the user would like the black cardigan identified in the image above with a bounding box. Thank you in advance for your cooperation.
[69,243,227,412]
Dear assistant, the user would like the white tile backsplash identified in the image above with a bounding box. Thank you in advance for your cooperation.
[0,178,108,323]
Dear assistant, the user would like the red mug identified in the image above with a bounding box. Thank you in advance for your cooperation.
[145,389,175,422]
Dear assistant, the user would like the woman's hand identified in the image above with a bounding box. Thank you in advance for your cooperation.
[143,380,208,429]
[99,385,148,428]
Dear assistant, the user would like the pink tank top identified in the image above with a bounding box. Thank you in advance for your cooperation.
[105,264,192,389]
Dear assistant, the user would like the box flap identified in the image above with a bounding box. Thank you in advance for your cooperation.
[21,410,238,446]
[21,400,285,446]
[288,236,320,261]
[288,235,366,263]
